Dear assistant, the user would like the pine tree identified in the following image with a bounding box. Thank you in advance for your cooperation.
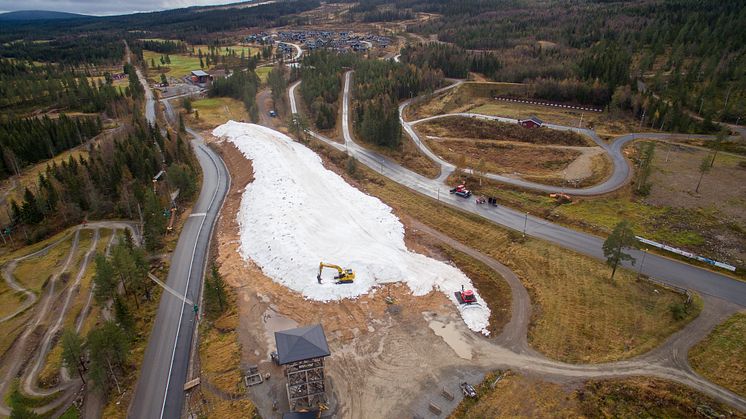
[93,254,116,306]
[61,329,86,383]
[602,220,638,280]
[86,321,130,393]
[204,265,227,318]
[114,295,135,334]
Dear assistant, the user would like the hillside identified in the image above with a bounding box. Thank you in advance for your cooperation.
[0,10,88,21]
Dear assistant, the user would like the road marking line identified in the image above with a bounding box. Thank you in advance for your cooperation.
[189,212,206,218]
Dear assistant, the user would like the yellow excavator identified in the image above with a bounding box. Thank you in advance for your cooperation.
[317,262,355,284]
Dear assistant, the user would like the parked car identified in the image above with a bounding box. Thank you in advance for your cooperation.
[460,382,477,398]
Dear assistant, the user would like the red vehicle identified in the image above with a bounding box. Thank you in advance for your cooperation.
[455,286,478,305]
[449,184,472,198]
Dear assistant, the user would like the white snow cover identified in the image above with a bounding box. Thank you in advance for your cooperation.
[213,121,491,334]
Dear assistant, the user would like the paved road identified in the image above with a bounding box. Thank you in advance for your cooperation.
[129,66,230,419]
[400,84,733,195]
[290,74,746,308]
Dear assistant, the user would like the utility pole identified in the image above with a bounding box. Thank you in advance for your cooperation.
[640,109,646,129]
[637,248,648,279]
[578,113,584,128]
[523,212,529,237]
[723,87,732,112]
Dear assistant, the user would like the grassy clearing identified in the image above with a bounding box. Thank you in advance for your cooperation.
[143,50,210,78]
[88,75,128,94]
[449,371,579,418]
[255,66,271,83]
[38,341,63,387]
[191,44,260,58]
[186,97,249,129]
[12,230,89,294]
[470,102,639,137]
[0,284,24,319]
[310,140,700,363]
[0,311,32,357]
[450,372,745,418]
[197,286,257,416]
[689,312,746,398]
[579,376,745,418]
[428,138,581,177]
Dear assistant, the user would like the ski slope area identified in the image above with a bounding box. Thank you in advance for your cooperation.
[213,121,491,334]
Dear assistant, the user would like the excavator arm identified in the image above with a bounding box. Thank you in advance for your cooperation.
[317,262,355,284]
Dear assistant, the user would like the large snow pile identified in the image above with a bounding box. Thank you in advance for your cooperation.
[213,121,491,334]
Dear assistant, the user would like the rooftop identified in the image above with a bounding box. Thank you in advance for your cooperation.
[274,324,330,365]
[191,70,209,77]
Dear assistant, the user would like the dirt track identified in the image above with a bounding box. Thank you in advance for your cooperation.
[0,222,137,417]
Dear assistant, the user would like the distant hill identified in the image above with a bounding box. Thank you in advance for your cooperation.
[0,10,89,21]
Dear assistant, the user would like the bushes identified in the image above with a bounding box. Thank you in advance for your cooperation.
[670,302,689,320]
[418,116,590,147]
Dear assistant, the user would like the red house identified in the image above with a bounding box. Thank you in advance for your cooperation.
[519,116,543,128]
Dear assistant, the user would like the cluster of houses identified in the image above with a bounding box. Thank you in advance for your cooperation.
[245,31,273,44]
[246,30,391,54]
[277,42,296,57]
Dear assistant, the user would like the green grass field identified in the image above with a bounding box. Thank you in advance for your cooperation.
[143,50,208,78]
[188,97,249,129]
[255,66,271,83]
[191,44,261,58]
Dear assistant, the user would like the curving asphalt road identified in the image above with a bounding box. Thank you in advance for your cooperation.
[289,73,746,309]
[399,82,735,195]
[129,66,230,419]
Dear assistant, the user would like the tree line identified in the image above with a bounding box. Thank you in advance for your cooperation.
[352,59,444,148]
[0,114,102,180]
[137,39,187,54]
[7,117,196,249]
[0,59,127,114]
[296,50,358,130]
[0,34,126,65]
[400,43,502,80]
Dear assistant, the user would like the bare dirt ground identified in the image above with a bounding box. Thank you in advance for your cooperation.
[644,142,746,263]
[423,136,606,184]
[647,142,746,224]
[211,140,503,418]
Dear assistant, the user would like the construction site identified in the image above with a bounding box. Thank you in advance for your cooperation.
[205,117,745,418]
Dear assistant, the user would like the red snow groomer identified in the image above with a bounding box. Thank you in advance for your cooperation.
[455,285,478,305]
